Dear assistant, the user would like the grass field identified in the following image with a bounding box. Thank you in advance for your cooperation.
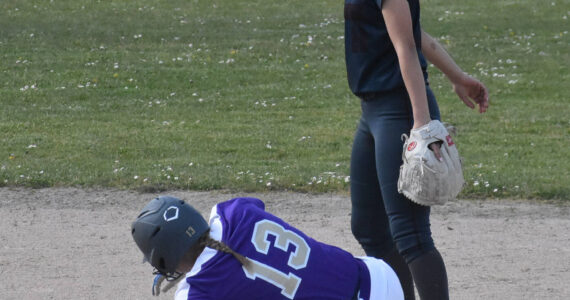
[0,0,568,199]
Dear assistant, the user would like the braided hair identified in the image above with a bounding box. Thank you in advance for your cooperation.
[194,230,251,268]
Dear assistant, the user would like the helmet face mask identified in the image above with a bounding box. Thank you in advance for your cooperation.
[153,268,183,281]
[131,196,209,276]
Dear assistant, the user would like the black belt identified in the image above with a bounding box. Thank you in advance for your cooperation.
[357,87,409,101]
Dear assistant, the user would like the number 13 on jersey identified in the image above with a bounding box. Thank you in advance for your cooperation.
[242,219,311,299]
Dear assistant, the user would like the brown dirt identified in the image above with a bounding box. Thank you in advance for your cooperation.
[1,187,568,299]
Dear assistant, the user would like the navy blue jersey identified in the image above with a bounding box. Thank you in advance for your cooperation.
[344,0,429,96]
[173,198,403,300]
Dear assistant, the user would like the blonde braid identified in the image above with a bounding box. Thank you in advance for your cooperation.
[200,236,250,268]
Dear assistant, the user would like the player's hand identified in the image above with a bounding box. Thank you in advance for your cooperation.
[453,75,489,113]
[429,142,443,162]
[152,274,165,296]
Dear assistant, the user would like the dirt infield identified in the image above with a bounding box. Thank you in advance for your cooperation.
[1,187,568,299]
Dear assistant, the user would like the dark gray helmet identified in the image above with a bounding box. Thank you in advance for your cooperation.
[131,196,209,279]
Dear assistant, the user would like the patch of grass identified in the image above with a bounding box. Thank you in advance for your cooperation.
[422,0,569,199]
[0,0,568,199]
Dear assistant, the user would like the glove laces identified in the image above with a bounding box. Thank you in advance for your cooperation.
[400,134,437,176]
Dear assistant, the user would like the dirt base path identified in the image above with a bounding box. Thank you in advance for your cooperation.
[1,187,568,299]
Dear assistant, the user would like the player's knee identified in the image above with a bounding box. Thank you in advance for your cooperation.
[396,240,435,264]
[351,230,395,258]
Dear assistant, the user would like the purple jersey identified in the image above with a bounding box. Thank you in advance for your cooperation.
[176,197,367,300]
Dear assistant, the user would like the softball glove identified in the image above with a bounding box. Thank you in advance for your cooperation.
[397,120,464,206]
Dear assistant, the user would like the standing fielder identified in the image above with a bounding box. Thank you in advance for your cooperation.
[132,196,404,299]
[344,0,489,299]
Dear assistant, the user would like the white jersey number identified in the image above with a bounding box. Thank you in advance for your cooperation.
[242,219,311,299]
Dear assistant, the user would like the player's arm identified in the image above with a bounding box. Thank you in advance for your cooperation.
[421,30,489,113]
[381,0,431,129]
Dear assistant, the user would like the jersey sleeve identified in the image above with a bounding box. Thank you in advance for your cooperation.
[227,197,266,210]
[208,197,265,226]
[214,197,265,222]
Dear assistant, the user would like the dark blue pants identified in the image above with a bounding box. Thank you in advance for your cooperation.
[350,86,441,264]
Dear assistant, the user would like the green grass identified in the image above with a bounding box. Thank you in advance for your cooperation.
[0,0,568,199]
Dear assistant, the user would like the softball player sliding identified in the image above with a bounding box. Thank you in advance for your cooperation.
[132,196,404,299]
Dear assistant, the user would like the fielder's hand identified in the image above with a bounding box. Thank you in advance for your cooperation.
[453,75,489,113]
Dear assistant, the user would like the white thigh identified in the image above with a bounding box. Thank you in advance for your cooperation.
[360,256,404,300]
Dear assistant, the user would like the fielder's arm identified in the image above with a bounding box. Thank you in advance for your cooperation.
[382,0,432,128]
[420,31,465,83]
[421,30,489,113]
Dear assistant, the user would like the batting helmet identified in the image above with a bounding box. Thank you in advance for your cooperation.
[131,196,209,279]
